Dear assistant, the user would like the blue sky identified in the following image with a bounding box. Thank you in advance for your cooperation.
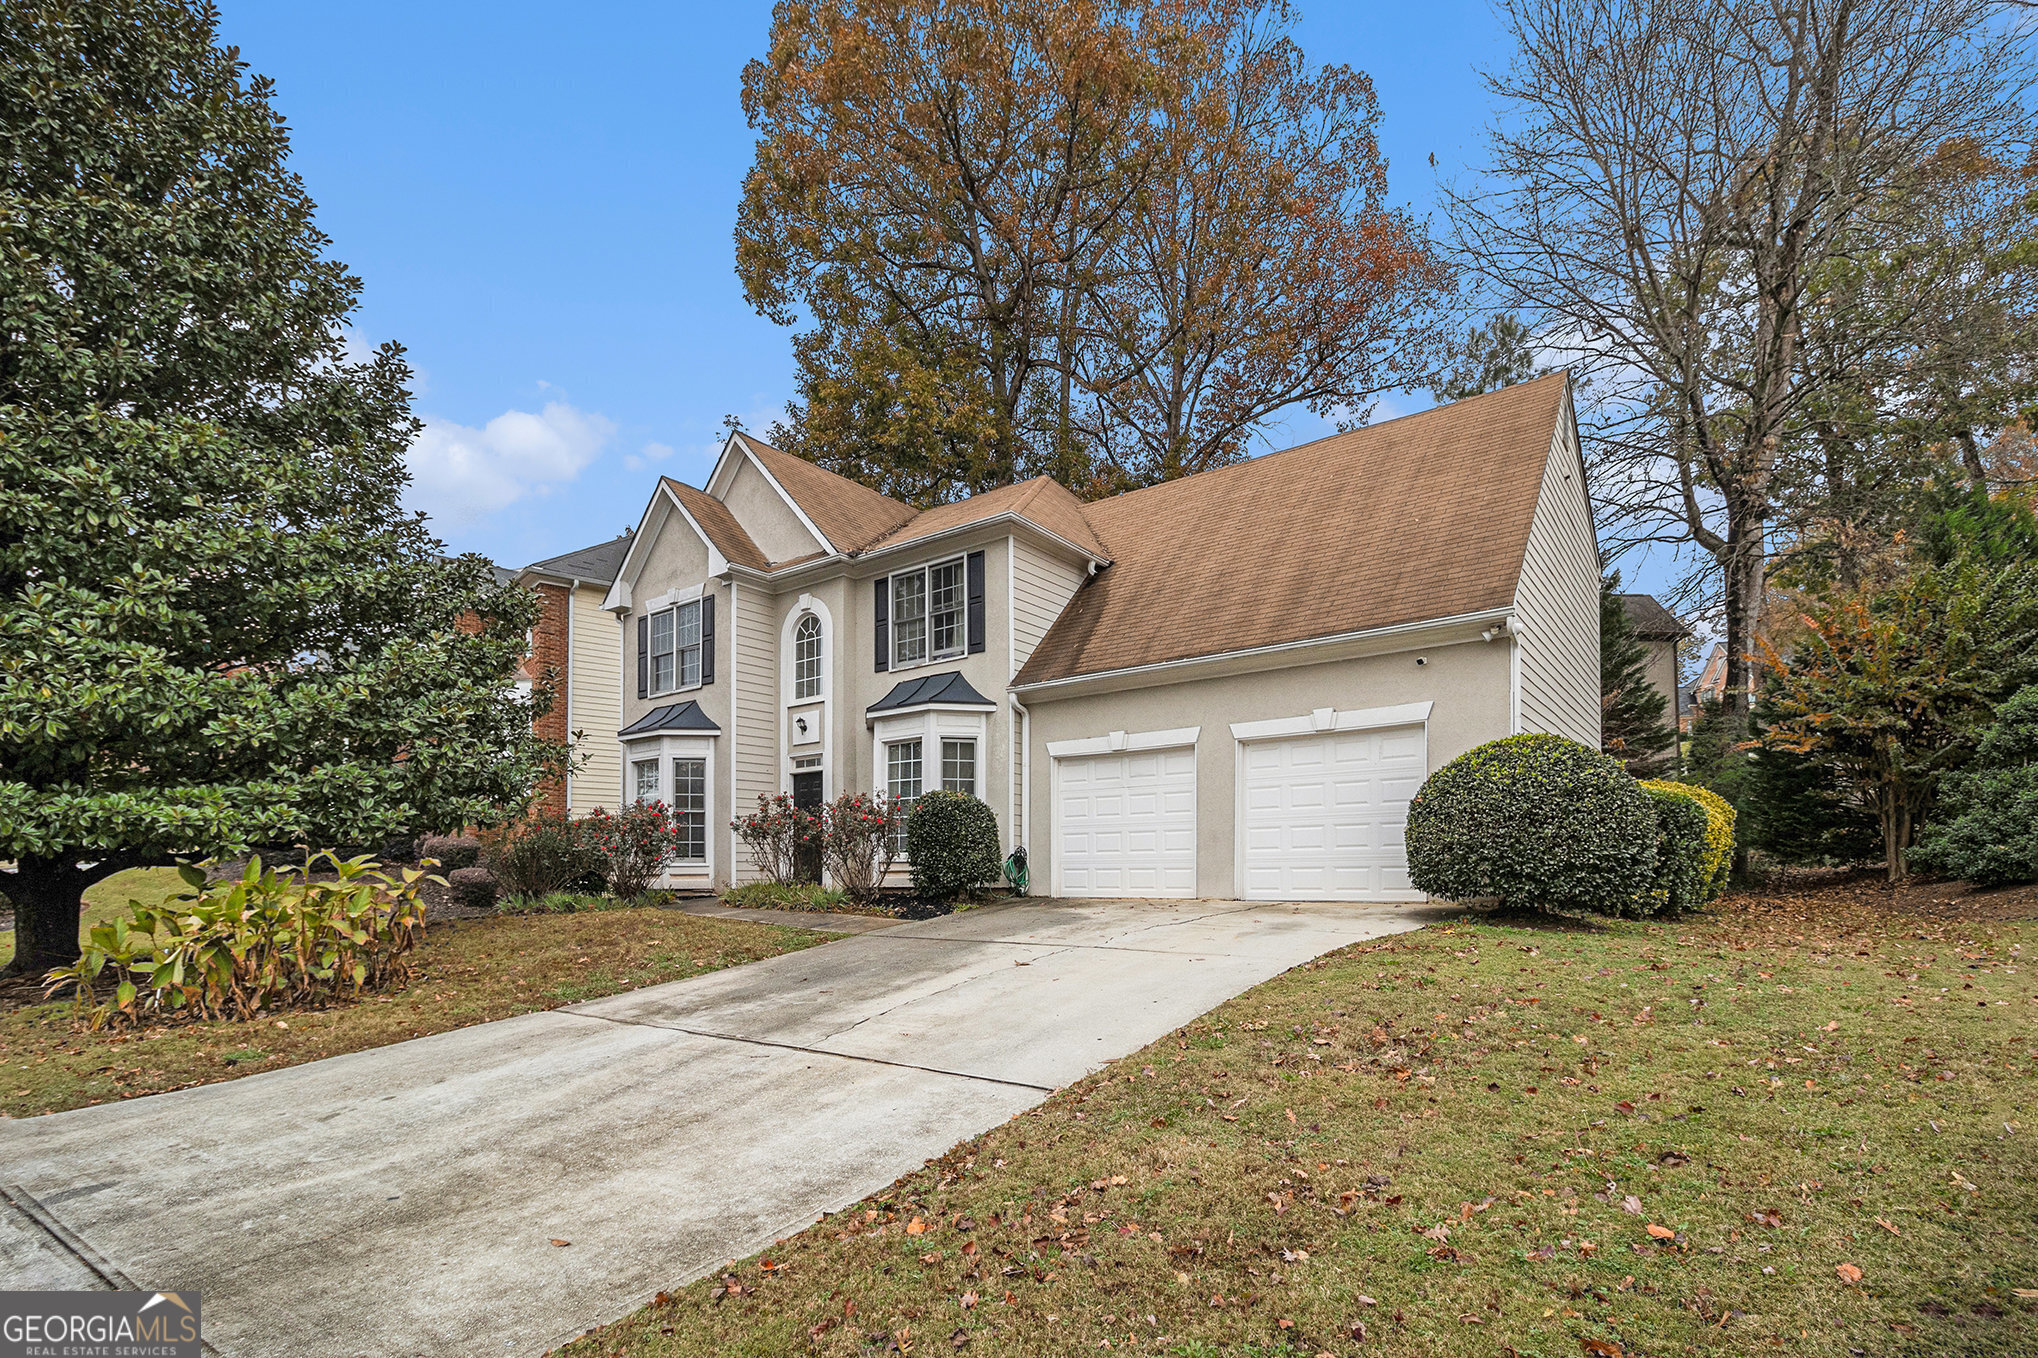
[217,1,1521,572]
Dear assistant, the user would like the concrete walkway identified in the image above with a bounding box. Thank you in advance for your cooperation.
[0,896,1442,1357]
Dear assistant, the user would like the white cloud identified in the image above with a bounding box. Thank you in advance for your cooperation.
[406,401,615,525]
[625,439,677,471]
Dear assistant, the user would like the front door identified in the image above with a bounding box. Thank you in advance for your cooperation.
[792,770,824,883]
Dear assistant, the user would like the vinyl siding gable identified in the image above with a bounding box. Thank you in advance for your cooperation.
[1512,400,1601,747]
[567,582,624,813]
[1010,537,1087,678]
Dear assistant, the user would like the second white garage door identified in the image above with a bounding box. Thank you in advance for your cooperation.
[1054,748,1197,898]
[1238,723,1426,901]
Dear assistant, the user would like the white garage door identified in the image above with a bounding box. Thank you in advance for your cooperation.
[1239,724,1426,901]
[1054,748,1197,898]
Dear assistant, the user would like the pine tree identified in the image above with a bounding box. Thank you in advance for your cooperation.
[1600,573,1676,773]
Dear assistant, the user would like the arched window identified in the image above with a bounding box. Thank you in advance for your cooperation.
[794,615,822,699]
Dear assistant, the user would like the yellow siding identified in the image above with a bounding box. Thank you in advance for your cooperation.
[567,584,624,814]
[731,581,779,884]
[1513,404,1602,746]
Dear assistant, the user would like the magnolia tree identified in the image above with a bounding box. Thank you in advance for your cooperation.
[0,1,562,976]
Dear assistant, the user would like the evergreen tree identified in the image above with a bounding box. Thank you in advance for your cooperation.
[1,0,559,975]
[1600,573,1676,773]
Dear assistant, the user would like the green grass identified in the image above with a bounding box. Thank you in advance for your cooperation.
[1,907,824,1117]
[0,866,188,970]
[561,889,2038,1358]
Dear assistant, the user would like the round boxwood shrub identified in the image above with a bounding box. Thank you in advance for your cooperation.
[1405,733,1658,919]
[1641,779,1736,900]
[420,834,482,871]
[1641,784,1710,915]
[906,791,1003,900]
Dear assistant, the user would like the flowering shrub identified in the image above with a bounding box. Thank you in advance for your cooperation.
[578,801,687,899]
[732,793,818,885]
[44,854,431,1028]
[817,792,900,901]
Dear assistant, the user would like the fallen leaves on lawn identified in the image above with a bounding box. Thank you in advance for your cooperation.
[549,1238,571,1247]
[1646,1224,1677,1239]
[1837,1263,1864,1284]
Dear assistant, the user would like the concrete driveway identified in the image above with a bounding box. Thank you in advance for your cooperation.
[0,896,1439,1356]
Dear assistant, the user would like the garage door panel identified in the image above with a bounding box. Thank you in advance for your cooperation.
[1239,723,1425,902]
[1056,749,1197,899]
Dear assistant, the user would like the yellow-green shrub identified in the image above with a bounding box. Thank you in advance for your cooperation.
[1641,779,1736,899]
[43,854,432,1028]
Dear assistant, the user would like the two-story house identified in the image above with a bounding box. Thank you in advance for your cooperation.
[600,373,1600,901]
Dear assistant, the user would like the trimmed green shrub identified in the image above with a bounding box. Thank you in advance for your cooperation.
[447,866,498,911]
[1405,733,1659,919]
[1642,785,1710,914]
[1642,779,1736,900]
[906,791,1003,900]
[1913,685,2038,886]
[420,834,482,870]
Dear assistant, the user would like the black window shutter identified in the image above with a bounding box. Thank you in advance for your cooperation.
[873,577,889,672]
[636,614,649,698]
[966,550,987,654]
[699,592,716,684]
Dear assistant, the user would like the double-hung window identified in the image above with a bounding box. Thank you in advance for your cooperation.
[649,599,703,694]
[632,758,660,803]
[886,739,923,853]
[940,739,976,796]
[671,758,706,862]
[889,557,965,668]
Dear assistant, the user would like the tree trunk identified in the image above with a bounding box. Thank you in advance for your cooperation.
[3,856,89,979]
[1719,508,1768,721]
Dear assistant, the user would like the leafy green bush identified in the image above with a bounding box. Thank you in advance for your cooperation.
[481,811,605,899]
[1642,779,1736,900]
[44,855,431,1027]
[1642,785,1711,914]
[420,835,482,870]
[1405,734,1659,919]
[906,791,1002,900]
[1913,685,2038,886]
[578,801,690,899]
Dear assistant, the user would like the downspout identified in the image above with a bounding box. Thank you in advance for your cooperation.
[1010,694,1032,862]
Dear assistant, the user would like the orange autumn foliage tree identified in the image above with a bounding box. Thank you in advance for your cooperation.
[1756,556,2038,881]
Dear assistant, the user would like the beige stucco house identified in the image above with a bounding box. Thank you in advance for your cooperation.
[598,373,1600,901]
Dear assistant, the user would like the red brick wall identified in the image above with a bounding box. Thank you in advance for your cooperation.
[528,582,572,817]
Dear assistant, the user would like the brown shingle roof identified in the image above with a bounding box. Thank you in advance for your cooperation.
[736,434,915,553]
[1618,592,1689,639]
[870,476,1110,559]
[663,479,769,571]
[1013,374,1572,687]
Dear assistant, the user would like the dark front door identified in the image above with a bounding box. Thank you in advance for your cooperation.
[792,771,824,883]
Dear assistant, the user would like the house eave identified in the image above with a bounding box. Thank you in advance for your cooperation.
[852,513,1109,571]
[1009,606,1517,701]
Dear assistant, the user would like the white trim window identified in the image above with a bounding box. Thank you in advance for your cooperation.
[632,757,661,803]
[889,557,965,668]
[886,738,923,852]
[649,599,703,694]
[793,614,822,699]
[672,757,707,862]
[940,738,976,796]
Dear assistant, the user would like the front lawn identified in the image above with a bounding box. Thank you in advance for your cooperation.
[1,905,824,1118]
[563,880,2038,1358]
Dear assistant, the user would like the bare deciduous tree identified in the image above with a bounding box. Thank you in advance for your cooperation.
[1449,0,2032,714]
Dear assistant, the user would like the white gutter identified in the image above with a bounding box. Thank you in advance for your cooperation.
[1010,605,1516,699]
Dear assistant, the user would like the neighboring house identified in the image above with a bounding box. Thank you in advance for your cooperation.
[1684,642,1729,730]
[601,373,1599,901]
[514,533,634,817]
[1616,592,1690,761]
